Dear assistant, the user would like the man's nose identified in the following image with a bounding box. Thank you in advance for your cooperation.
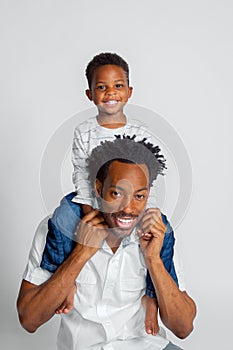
[122,196,135,213]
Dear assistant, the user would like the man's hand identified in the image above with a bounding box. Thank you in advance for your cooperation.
[76,209,109,256]
[138,208,166,261]
[138,208,197,338]
[17,210,109,333]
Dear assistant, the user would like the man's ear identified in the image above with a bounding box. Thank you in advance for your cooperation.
[85,89,93,101]
[95,179,102,198]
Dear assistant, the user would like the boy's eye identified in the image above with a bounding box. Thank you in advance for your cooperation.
[115,83,123,88]
[97,85,106,90]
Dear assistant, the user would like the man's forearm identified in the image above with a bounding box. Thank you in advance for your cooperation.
[17,244,93,333]
[146,256,196,339]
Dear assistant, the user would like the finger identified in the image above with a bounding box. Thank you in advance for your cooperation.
[95,226,109,240]
[143,233,153,241]
[95,223,108,229]
[140,211,161,226]
[82,209,100,223]
[87,215,106,226]
[140,213,163,228]
[136,229,143,237]
[136,229,151,239]
[142,224,165,237]
[140,217,165,235]
[145,208,161,215]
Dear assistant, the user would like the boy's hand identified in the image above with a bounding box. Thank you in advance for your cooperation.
[138,208,166,260]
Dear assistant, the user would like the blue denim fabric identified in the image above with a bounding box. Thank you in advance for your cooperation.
[41,192,83,272]
[40,192,178,298]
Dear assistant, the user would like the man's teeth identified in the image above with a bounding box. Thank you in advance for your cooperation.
[117,217,134,224]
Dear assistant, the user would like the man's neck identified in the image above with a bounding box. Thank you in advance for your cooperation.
[106,235,123,254]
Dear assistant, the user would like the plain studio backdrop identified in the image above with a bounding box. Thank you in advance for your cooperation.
[1,1,232,349]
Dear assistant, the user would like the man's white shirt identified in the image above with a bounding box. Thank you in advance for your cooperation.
[23,217,186,350]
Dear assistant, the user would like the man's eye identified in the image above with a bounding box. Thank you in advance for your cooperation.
[112,191,121,198]
[116,83,123,88]
[136,194,145,200]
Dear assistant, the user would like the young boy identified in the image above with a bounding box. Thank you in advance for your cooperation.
[40,52,178,336]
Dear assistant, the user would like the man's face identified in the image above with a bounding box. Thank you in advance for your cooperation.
[86,64,133,118]
[96,161,150,239]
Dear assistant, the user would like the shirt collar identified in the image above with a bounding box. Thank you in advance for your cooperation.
[101,228,139,253]
[122,228,139,247]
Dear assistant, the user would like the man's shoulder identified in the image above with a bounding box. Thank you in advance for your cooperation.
[30,216,51,255]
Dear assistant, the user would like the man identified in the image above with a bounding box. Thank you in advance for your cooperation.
[17,136,196,350]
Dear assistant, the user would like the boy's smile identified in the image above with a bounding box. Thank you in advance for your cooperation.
[86,64,133,123]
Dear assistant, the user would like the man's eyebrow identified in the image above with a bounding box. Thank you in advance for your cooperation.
[136,187,149,192]
[109,185,149,192]
[109,185,124,191]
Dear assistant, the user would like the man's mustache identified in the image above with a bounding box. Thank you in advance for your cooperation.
[112,212,138,219]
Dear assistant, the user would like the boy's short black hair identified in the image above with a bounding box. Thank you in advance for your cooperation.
[87,135,166,192]
[85,52,130,89]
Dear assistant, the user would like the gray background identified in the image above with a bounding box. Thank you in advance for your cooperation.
[1,1,232,349]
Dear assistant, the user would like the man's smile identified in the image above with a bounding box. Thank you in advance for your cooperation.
[112,213,138,230]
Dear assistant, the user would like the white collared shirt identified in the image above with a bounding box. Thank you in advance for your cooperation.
[23,217,186,350]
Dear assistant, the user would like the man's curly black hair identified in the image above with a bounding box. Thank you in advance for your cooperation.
[85,52,130,89]
[87,135,166,193]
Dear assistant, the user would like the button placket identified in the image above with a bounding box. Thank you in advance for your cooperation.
[97,254,120,342]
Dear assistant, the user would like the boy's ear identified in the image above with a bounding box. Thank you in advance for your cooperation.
[85,89,93,101]
[95,179,102,197]
[128,86,133,98]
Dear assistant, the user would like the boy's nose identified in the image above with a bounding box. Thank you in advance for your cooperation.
[105,87,116,96]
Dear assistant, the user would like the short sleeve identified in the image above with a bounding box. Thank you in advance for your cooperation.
[71,126,95,206]
[22,216,52,285]
[173,248,186,291]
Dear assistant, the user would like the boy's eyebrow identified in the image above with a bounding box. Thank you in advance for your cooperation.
[95,79,125,85]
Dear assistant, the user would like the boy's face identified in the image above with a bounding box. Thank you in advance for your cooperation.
[86,65,133,119]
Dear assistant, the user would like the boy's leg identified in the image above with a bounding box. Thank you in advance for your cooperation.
[142,294,159,335]
[40,192,83,272]
[144,214,179,335]
[160,214,178,285]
